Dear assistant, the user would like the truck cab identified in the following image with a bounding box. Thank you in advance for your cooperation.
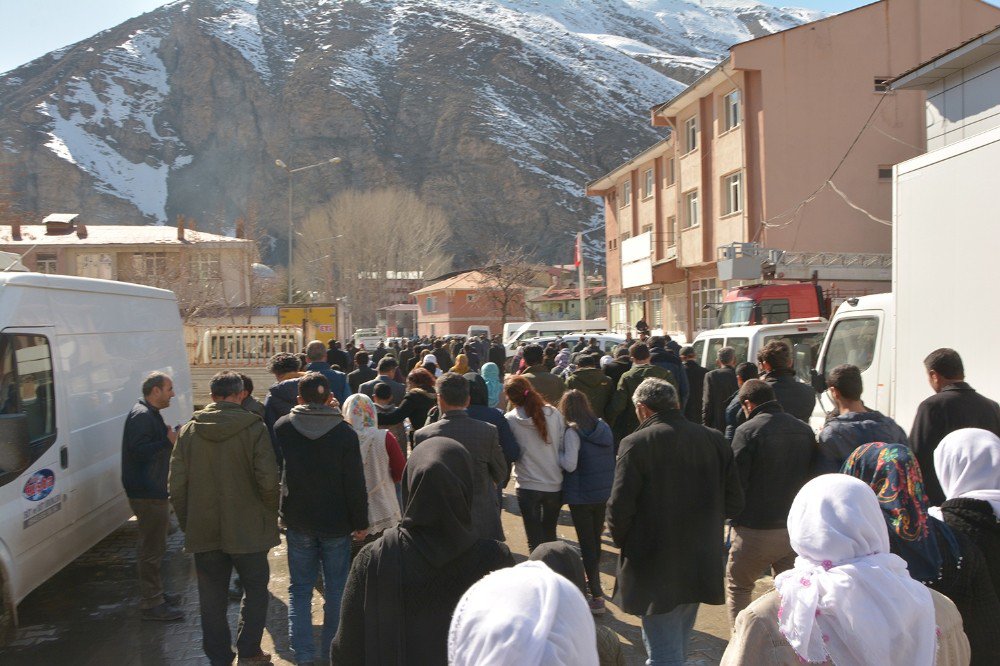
[718,283,827,328]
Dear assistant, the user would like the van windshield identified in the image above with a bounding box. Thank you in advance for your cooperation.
[823,317,879,374]
[719,301,753,326]
[763,331,826,381]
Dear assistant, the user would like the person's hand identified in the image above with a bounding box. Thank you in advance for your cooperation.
[167,427,178,445]
[352,529,368,542]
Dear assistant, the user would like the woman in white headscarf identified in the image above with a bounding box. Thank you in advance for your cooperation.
[342,394,404,552]
[448,560,599,666]
[934,428,1000,599]
[721,474,969,666]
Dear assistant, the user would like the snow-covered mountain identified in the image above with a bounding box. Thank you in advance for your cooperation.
[0,0,822,264]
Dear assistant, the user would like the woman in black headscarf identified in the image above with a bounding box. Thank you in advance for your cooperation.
[330,437,513,665]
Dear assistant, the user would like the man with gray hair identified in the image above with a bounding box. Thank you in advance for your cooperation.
[607,377,743,665]
[304,339,351,404]
[702,346,739,432]
[122,371,182,621]
[170,371,280,665]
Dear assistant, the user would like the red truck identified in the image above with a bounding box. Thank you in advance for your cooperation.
[718,283,829,327]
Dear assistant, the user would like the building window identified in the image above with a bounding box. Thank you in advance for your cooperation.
[663,282,687,334]
[642,169,654,199]
[641,224,652,236]
[76,253,113,280]
[620,231,631,244]
[649,292,663,329]
[190,253,221,280]
[127,252,168,278]
[722,172,743,216]
[723,90,741,131]
[426,296,436,312]
[666,216,677,247]
[36,253,57,274]
[691,278,721,332]
[684,116,698,154]
[620,181,632,207]
[0,334,57,488]
[683,189,700,229]
[878,166,893,181]
[666,157,675,185]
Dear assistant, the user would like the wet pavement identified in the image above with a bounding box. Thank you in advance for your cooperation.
[2,489,751,665]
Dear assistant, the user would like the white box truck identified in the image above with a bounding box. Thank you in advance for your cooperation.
[0,273,192,634]
[811,126,1000,431]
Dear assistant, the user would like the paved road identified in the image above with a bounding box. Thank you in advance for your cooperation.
[3,488,767,664]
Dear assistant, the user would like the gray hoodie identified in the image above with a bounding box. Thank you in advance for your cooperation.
[287,403,344,440]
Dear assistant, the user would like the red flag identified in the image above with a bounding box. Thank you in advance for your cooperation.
[574,235,581,267]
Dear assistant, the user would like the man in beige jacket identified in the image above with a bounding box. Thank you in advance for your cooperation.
[169,371,280,666]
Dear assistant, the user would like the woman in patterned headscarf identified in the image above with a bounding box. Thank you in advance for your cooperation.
[843,442,1000,664]
[343,394,405,556]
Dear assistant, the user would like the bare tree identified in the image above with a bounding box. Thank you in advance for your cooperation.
[292,187,450,325]
[474,242,541,329]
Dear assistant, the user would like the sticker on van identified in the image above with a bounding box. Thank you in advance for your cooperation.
[22,469,62,528]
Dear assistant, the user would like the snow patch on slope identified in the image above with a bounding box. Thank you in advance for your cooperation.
[200,0,273,81]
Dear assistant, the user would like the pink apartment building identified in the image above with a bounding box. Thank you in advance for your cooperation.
[587,0,1000,339]
[411,270,528,337]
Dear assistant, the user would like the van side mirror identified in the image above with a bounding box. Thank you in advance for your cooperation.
[0,413,31,483]
[810,369,827,394]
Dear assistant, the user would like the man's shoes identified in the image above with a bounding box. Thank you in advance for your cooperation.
[237,652,273,664]
[588,596,606,615]
[228,582,243,601]
[141,602,184,621]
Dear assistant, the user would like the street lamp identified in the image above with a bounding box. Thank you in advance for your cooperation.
[275,156,342,303]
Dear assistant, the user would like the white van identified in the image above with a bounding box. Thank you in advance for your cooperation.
[0,273,192,631]
[353,328,382,350]
[691,320,829,383]
[467,325,490,339]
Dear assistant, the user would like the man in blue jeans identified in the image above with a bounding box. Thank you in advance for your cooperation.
[607,378,743,665]
[274,372,369,664]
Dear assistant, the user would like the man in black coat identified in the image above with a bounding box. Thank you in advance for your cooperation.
[413,373,508,541]
[121,372,184,621]
[910,348,1000,505]
[359,357,405,405]
[726,379,816,627]
[326,339,351,372]
[603,347,632,387]
[347,351,377,394]
[757,340,815,422]
[488,336,508,375]
[649,336,689,408]
[680,347,708,424]
[607,378,743,664]
[702,346,739,432]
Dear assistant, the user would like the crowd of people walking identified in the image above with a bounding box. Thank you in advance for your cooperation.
[119,330,1000,665]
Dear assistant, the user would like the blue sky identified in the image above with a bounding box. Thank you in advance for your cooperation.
[0,0,995,74]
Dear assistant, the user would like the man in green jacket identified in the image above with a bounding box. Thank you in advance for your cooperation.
[606,343,676,442]
[565,353,614,418]
[169,371,280,666]
[521,344,565,406]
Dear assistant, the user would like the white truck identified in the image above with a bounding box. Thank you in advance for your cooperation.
[0,273,192,635]
[811,125,1000,431]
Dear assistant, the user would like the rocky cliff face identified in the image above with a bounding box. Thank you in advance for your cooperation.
[0,0,820,265]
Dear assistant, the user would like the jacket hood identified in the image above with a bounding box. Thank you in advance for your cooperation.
[406,388,436,401]
[189,401,263,441]
[570,367,609,389]
[508,405,554,426]
[288,403,344,439]
[833,409,892,425]
[268,377,300,408]
[578,419,613,446]
[748,400,784,419]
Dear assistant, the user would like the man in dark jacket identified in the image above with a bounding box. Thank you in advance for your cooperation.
[521,344,565,406]
[816,364,908,474]
[326,339,351,372]
[397,341,414,377]
[566,353,614,418]
[263,352,305,466]
[413,373,508,541]
[359,357,405,405]
[303,340,350,404]
[121,372,183,621]
[649,336,689,408]
[488,336,508,375]
[606,343,673,442]
[347,351,377,394]
[726,379,816,627]
[910,348,1000,505]
[169,372,280,665]
[274,372,368,664]
[603,347,632,387]
[681,346,708,424]
[724,362,759,441]
[758,340,815,422]
[432,340,453,374]
[702,346,739,433]
[608,378,743,664]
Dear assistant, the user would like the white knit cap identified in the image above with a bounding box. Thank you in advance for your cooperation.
[448,561,598,666]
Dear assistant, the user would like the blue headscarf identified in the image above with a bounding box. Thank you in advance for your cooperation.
[481,362,502,409]
[842,442,960,583]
